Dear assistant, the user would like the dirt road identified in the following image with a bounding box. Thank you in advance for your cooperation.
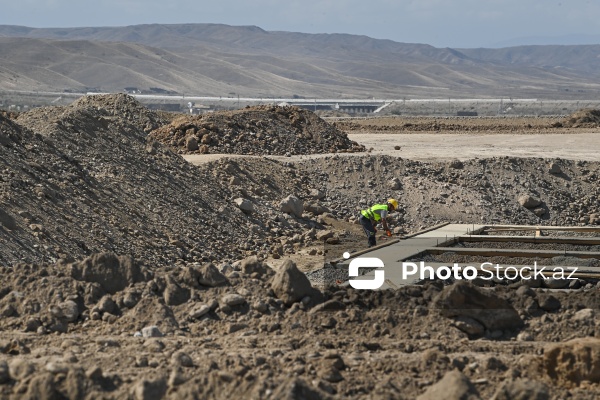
[350,132,600,161]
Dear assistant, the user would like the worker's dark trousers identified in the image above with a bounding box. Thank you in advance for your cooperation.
[359,215,377,247]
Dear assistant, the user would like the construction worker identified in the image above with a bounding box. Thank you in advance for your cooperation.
[359,199,398,247]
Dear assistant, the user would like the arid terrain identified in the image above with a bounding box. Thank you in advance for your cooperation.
[1,95,600,399]
[3,24,600,99]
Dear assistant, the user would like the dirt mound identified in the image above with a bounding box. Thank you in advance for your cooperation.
[334,116,563,134]
[149,104,365,155]
[3,95,327,267]
[562,108,600,128]
[18,93,167,136]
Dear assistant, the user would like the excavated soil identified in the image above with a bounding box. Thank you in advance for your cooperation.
[1,95,600,399]
[149,105,365,155]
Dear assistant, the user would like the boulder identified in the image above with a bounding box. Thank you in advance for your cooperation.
[240,255,271,277]
[221,293,246,307]
[316,230,335,241]
[69,253,147,294]
[163,277,190,306]
[538,295,561,312]
[449,159,464,169]
[309,188,326,200]
[185,136,198,151]
[543,278,569,289]
[234,198,254,214]
[304,202,330,215]
[141,326,163,338]
[280,195,304,218]
[433,281,523,332]
[518,194,542,209]
[548,162,562,174]
[271,260,322,306]
[452,316,485,337]
[388,177,402,190]
[197,263,228,287]
[58,300,80,323]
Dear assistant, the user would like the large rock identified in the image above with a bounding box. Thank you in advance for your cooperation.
[309,188,325,200]
[280,195,304,218]
[544,337,600,385]
[234,198,254,214]
[240,255,271,277]
[69,253,147,294]
[417,370,481,400]
[388,177,402,190]
[163,276,190,306]
[433,281,523,332]
[185,136,199,151]
[271,260,321,306]
[548,162,562,174]
[58,300,81,323]
[304,202,330,216]
[197,263,228,287]
[518,194,542,209]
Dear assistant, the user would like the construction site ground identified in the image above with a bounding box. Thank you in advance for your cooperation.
[2,98,600,399]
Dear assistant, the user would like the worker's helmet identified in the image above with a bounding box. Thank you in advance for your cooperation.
[387,198,398,210]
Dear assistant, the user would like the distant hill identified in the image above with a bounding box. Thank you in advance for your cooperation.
[1,23,600,99]
[489,34,600,48]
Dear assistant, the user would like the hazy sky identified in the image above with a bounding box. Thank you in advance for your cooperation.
[2,0,600,48]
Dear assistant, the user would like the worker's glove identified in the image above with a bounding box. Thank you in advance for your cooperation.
[386,230,392,237]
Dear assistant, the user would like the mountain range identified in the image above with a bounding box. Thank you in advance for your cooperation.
[1,23,599,99]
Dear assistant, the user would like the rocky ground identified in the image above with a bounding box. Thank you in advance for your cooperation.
[0,94,600,399]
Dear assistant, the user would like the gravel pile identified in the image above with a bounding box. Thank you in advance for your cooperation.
[2,95,326,267]
[305,263,354,287]
[149,104,365,155]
